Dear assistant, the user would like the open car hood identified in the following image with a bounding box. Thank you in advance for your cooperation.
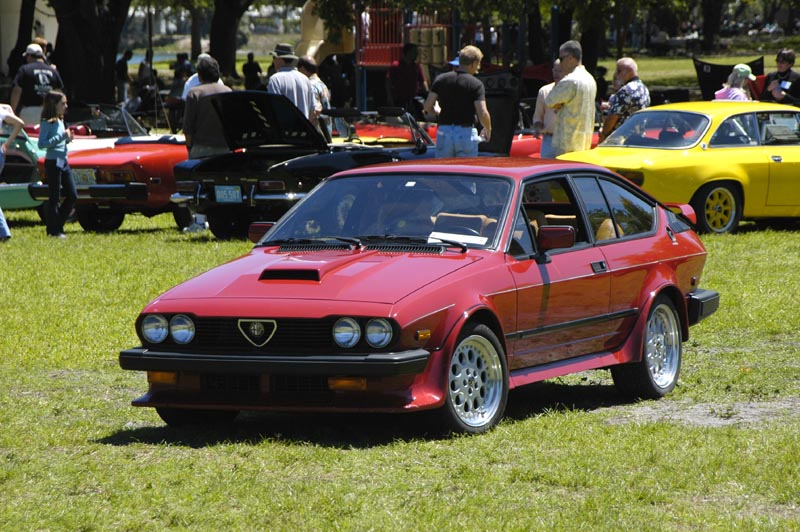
[208,91,329,151]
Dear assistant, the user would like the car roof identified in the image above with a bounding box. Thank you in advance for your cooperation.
[330,157,611,182]
[640,100,795,117]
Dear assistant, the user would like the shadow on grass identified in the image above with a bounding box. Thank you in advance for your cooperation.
[98,381,630,448]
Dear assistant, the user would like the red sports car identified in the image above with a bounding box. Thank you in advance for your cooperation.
[120,158,719,434]
[30,135,190,232]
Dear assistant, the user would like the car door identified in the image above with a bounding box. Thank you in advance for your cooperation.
[573,174,659,350]
[505,176,611,370]
[756,110,800,211]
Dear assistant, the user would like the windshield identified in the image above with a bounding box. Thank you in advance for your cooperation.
[330,109,435,147]
[602,110,710,148]
[263,173,513,249]
[65,104,148,137]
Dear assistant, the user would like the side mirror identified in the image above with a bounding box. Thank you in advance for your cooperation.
[665,203,697,225]
[248,221,275,243]
[414,137,427,154]
[537,225,575,253]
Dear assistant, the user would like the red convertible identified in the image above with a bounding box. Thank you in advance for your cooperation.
[120,158,719,434]
[30,135,190,232]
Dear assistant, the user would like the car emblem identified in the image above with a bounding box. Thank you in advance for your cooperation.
[237,319,277,347]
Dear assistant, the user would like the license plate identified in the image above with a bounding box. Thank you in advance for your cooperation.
[215,185,242,203]
[72,168,96,185]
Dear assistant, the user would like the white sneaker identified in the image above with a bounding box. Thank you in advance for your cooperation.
[182,222,208,233]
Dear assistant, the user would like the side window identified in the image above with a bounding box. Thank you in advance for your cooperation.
[599,179,655,237]
[710,114,757,146]
[573,177,615,241]
[758,112,800,145]
[521,177,588,244]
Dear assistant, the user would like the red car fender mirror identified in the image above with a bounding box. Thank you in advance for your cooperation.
[665,203,697,225]
[248,221,275,243]
[537,225,576,253]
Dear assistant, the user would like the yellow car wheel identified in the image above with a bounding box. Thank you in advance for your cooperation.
[691,182,741,234]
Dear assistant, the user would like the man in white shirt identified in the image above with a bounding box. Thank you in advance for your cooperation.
[266,43,316,123]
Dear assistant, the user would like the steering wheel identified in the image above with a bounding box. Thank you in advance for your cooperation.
[441,225,481,236]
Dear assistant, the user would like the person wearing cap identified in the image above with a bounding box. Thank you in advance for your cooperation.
[532,59,563,158]
[9,43,64,125]
[266,43,316,123]
[386,43,428,115]
[761,49,800,105]
[599,57,649,142]
[423,45,491,158]
[715,64,756,101]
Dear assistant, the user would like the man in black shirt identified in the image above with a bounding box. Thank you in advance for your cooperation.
[760,48,800,105]
[10,43,64,125]
[423,45,491,157]
[115,50,133,103]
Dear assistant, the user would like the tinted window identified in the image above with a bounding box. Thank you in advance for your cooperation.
[574,177,615,241]
[599,179,655,236]
[602,110,709,148]
[522,177,588,244]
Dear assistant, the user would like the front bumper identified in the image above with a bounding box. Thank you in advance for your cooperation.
[119,347,431,376]
[687,288,720,325]
[29,182,147,201]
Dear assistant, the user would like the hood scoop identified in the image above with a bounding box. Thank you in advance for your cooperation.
[259,269,320,281]
[365,243,444,254]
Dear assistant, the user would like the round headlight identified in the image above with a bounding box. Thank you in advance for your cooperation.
[169,314,196,344]
[365,318,393,348]
[141,314,168,344]
[333,317,361,348]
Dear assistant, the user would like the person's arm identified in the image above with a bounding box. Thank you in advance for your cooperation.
[475,100,491,142]
[599,114,620,141]
[1,111,25,153]
[182,94,197,152]
[423,91,438,117]
[531,87,548,138]
[37,121,68,150]
[544,78,575,109]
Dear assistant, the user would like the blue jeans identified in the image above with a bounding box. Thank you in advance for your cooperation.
[539,135,555,159]
[435,125,480,158]
[45,158,77,236]
[0,207,10,239]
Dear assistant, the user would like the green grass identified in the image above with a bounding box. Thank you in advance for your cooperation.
[1,211,799,530]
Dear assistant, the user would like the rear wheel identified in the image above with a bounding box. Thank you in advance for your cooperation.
[76,205,125,232]
[207,208,250,240]
[156,407,239,428]
[439,322,508,434]
[691,182,741,234]
[612,295,682,399]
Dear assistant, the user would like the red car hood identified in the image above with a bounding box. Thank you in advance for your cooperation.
[158,248,484,305]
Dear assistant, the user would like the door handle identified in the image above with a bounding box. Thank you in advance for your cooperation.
[771,155,782,162]
[591,260,608,273]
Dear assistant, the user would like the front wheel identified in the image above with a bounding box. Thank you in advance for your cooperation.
[439,322,508,434]
[76,205,125,232]
[691,182,741,234]
[155,407,239,428]
[207,208,250,240]
[612,295,682,399]
[172,206,193,230]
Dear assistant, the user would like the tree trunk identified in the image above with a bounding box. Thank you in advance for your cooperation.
[6,0,36,78]
[209,0,252,78]
[49,0,132,104]
[189,7,203,61]
[526,2,547,65]
[701,0,723,53]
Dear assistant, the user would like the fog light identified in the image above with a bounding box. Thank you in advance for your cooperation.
[328,377,367,391]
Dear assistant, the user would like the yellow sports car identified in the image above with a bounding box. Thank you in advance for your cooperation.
[560,101,800,233]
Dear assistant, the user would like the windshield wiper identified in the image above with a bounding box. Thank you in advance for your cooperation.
[261,237,361,249]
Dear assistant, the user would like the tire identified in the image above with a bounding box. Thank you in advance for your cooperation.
[172,206,193,230]
[76,205,125,232]
[156,407,239,428]
[207,208,250,240]
[690,182,741,234]
[439,322,508,434]
[612,295,682,399]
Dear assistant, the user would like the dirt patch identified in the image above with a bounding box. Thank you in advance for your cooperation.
[603,398,800,427]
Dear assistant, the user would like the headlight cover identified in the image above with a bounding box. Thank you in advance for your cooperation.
[169,314,195,344]
[365,318,393,348]
[333,317,361,348]
[141,314,169,344]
